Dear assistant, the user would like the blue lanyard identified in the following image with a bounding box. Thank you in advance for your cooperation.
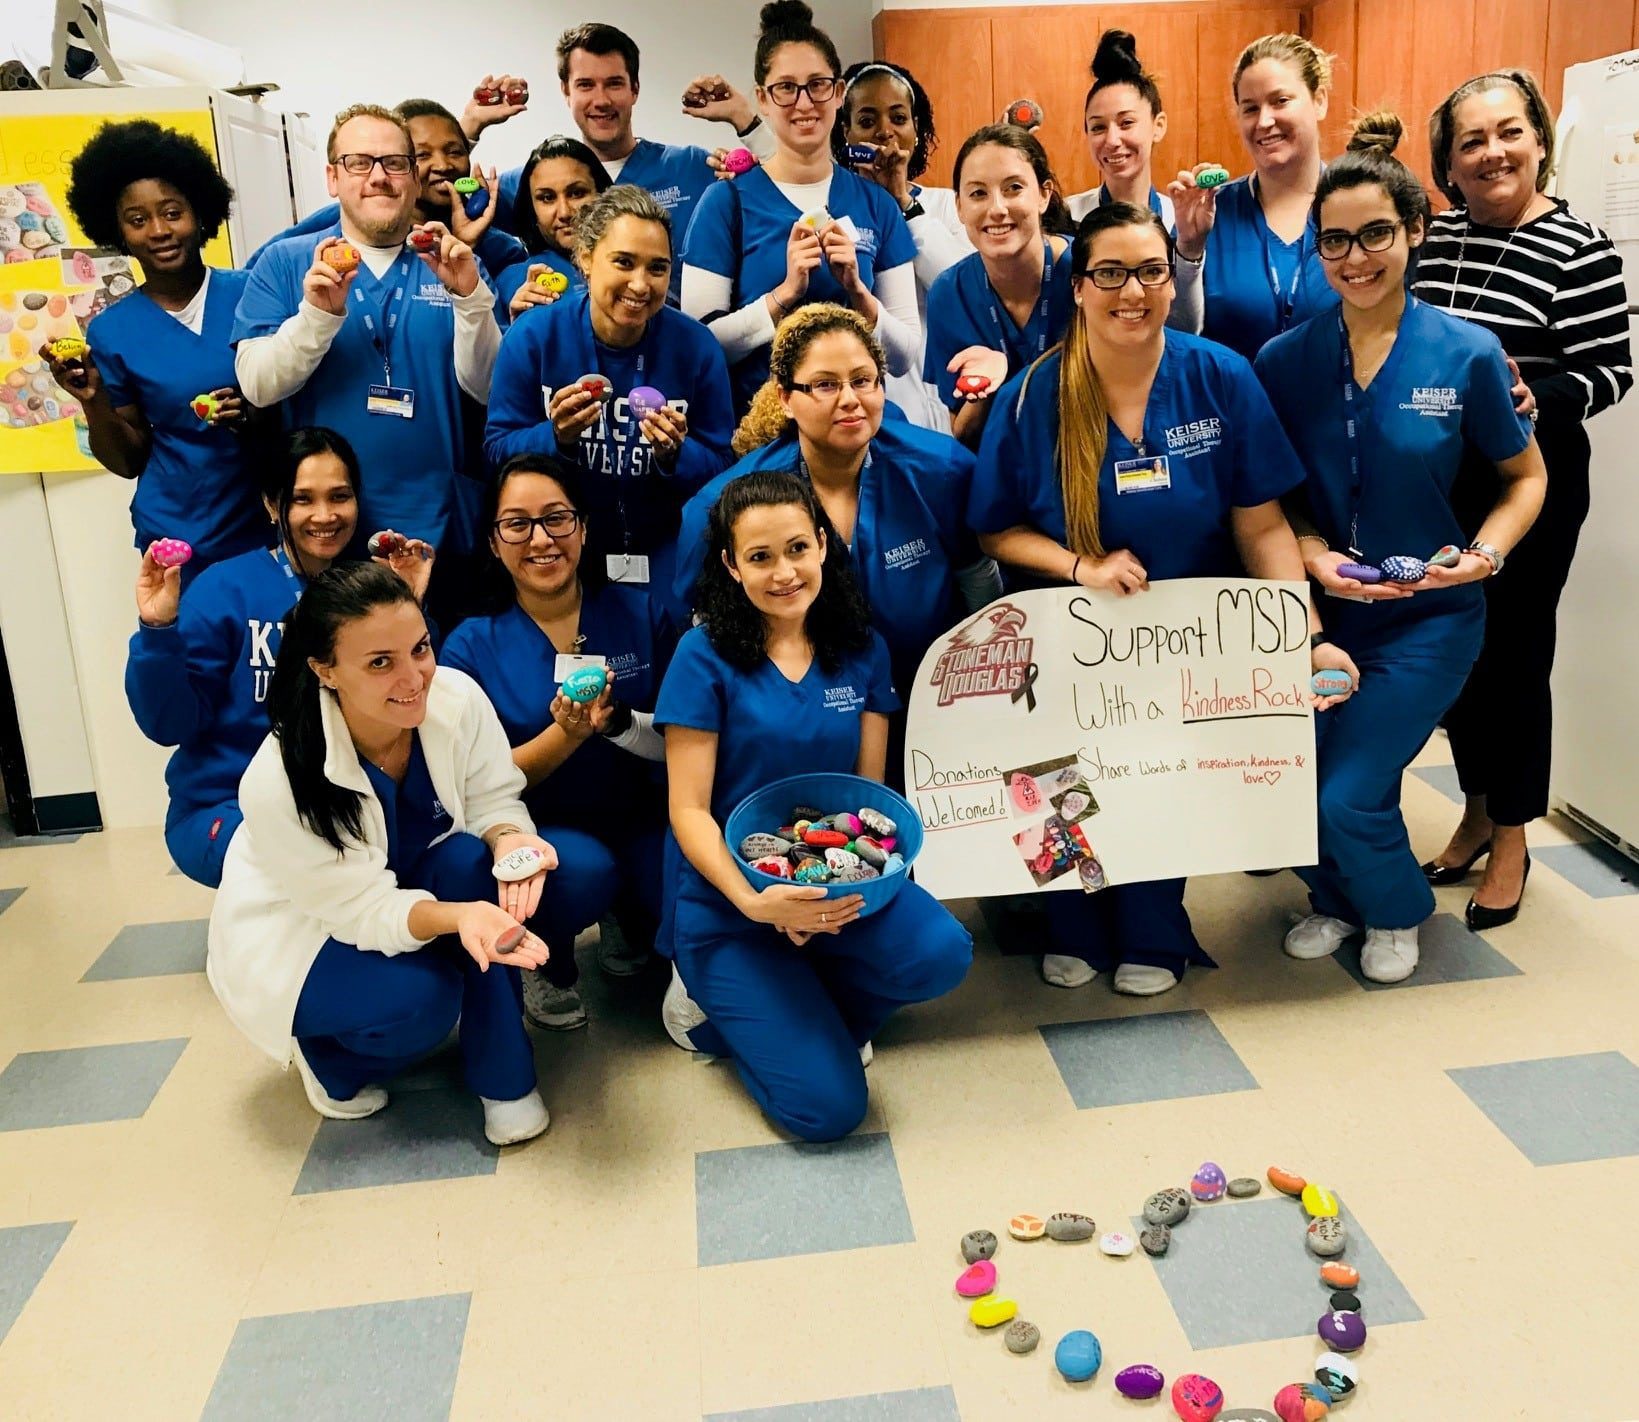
[271,545,305,588]
[797,442,873,551]
[1337,298,1416,557]
[986,242,1055,362]
[1250,175,1312,335]
[349,249,415,384]
[1097,185,1165,220]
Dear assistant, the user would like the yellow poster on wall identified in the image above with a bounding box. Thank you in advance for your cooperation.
[0,106,233,475]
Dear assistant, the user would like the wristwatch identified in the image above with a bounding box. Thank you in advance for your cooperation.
[1466,541,1505,576]
[1310,631,1331,649]
[900,198,925,221]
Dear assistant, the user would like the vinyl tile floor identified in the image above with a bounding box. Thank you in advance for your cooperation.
[2,737,1637,1420]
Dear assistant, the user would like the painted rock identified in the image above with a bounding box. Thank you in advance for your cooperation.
[1045,1211,1095,1242]
[1191,1163,1227,1201]
[802,827,849,848]
[1003,1319,1040,1355]
[1379,554,1427,583]
[855,836,888,868]
[968,1296,1017,1329]
[956,373,992,396]
[321,240,360,275]
[494,923,527,954]
[1171,1372,1225,1421]
[1007,1213,1045,1241]
[824,847,861,872]
[1140,1225,1171,1257]
[1329,1290,1360,1312]
[1301,1184,1339,1218]
[452,176,481,196]
[1306,1217,1347,1258]
[190,392,223,421]
[1144,1187,1192,1226]
[830,811,863,836]
[628,385,667,420]
[1099,1231,1135,1256]
[832,865,880,883]
[1310,670,1354,697]
[858,807,897,837]
[1313,1351,1358,1400]
[844,143,877,165]
[955,1260,996,1297]
[1319,1262,1359,1290]
[149,537,193,569]
[791,804,824,822]
[1316,1309,1365,1352]
[366,530,406,557]
[788,844,823,866]
[1336,561,1382,584]
[504,84,529,105]
[1053,1329,1102,1382]
[882,852,905,875]
[407,227,438,252]
[798,207,831,229]
[47,336,87,362]
[577,373,612,402]
[472,85,500,103]
[1428,543,1462,568]
[561,665,609,704]
[960,1229,997,1263]
[751,856,792,879]
[492,845,546,882]
[1227,1176,1263,1198]
[534,268,569,293]
[1196,164,1232,188]
[1222,1413,1282,1422]
[1116,1363,1166,1399]
[740,832,793,861]
[722,147,756,175]
[793,861,831,884]
[1274,1383,1333,1422]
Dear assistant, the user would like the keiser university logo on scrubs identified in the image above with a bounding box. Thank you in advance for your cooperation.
[1400,386,1461,418]
[823,682,866,714]
[929,602,1036,709]
[883,536,932,571]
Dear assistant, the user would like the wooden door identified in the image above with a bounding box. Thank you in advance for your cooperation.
[873,9,996,189]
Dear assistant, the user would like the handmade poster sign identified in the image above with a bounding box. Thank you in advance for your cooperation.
[905,581,1318,899]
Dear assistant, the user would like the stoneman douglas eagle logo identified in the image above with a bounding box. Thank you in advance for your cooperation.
[930,602,1037,708]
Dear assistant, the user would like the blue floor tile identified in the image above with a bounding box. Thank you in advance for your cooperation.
[1334,912,1521,990]
[1448,1051,1639,1165]
[81,919,208,981]
[1409,763,1463,804]
[1534,840,1638,898]
[1135,1193,1422,1349]
[293,1085,498,1195]
[201,1293,469,1422]
[0,887,22,918]
[696,1132,915,1267]
[706,1387,961,1422]
[0,1221,73,1345]
[0,1039,188,1132]
[1040,1009,1257,1109]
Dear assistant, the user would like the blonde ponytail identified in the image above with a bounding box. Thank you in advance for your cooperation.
[1055,316,1110,559]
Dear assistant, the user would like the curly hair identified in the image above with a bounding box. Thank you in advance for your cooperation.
[692,470,874,674]
[733,304,885,455]
[834,60,938,182]
[65,118,235,252]
[510,135,614,254]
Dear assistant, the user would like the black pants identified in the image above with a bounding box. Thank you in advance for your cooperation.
[1443,421,1591,826]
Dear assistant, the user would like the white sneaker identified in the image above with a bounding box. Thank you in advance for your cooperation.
[597,922,654,977]
[481,1089,549,1146]
[662,962,708,1051]
[290,1041,387,1120]
[1041,953,1097,988]
[1283,913,1355,961]
[1112,963,1180,996]
[1361,925,1420,983]
[522,971,588,1030]
[859,1040,874,1068]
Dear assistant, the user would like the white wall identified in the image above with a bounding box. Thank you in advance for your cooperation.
[166,0,876,189]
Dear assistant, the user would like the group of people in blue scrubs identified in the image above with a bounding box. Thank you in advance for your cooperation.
[46,4,1625,1146]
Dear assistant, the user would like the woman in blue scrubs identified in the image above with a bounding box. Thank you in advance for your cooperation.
[681,0,920,416]
[670,305,1000,702]
[487,185,736,600]
[1255,114,1545,983]
[923,125,1076,448]
[494,135,611,324]
[655,470,972,1141]
[49,119,265,574]
[441,454,667,1028]
[971,202,1352,995]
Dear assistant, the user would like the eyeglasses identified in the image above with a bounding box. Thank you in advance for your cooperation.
[764,77,840,107]
[1079,262,1174,290]
[788,373,882,399]
[334,152,415,177]
[1317,219,1404,261]
[493,511,581,543]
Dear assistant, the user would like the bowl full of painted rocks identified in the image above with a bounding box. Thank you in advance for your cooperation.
[724,772,922,915]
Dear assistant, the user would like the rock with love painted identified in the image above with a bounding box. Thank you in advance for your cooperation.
[955,1260,996,1297]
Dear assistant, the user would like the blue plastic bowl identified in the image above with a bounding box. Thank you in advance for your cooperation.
[724,772,923,916]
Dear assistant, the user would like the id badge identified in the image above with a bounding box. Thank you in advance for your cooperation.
[1323,588,1372,605]
[832,214,861,242]
[553,652,607,682]
[367,384,415,418]
[1113,455,1171,494]
[607,553,651,584]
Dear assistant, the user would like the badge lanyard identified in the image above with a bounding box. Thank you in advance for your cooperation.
[350,251,415,385]
[1337,311,1366,558]
[1250,174,1312,336]
[986,241,1054,363]
[575,294,654,555]
[797,442,874,552]
[271,545,304,589]
[1096,185,1165,221]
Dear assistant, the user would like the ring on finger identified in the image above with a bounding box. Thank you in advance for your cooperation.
[821,911,828,924]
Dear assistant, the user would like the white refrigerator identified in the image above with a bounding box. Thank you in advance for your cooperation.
[1547,51,1639,859]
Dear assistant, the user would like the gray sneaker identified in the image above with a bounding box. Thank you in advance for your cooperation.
[596,920,654,977]
[522,970,588,1030]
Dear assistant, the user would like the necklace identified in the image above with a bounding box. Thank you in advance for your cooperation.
[1449,212,1524,313]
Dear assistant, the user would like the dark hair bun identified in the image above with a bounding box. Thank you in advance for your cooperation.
[1091,28,1143,83]
[1348,109,1403,156]
[759,0,814,33]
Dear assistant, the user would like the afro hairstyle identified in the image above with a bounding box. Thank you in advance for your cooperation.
[66,118,235,251]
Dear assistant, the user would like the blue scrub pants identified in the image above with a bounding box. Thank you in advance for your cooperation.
[540,822,663,962]
[1300,629,1478,931]
[1041,878,1210,975]
[528,827,621,988]
[293,833,540,1102]
[164,801,242,889]
[674,882,972,1142]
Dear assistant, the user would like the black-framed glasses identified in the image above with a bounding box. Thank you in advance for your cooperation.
[334,152,414,177]
[1316,219,1404,261]
[494,511,581,543]
[788,373,882,399]
[1079,261,1174,290]
[764,76,840,107]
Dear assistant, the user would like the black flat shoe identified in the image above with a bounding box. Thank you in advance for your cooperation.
[1466,854,1530,931]
[1422,839,1492,886]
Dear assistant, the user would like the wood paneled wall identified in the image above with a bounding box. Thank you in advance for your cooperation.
[874,0,1639,196]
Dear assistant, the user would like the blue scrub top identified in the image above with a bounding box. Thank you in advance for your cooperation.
[923,243,1076,408]
[492,248,583,323]
[246,202,524,279]
[969,330,1308,579]
[231,227,490,552]
[669,420,978,692]
[1256,297,1532,644]
[438,583,676,835]
[1201,177,1338,361]
[681,164,918,410]
[361,733,451,876]
[89,268,266,561]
